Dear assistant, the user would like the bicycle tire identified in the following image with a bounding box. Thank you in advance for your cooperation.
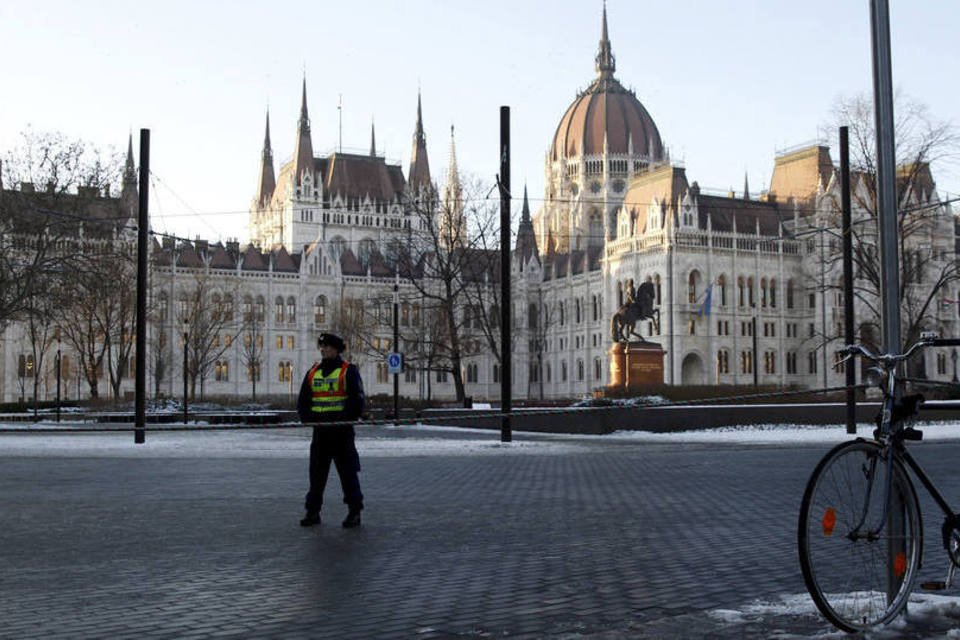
[798,439,923,632]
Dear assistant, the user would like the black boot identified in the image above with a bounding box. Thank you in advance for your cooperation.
[342,507,362,529]
[300,512,320,527]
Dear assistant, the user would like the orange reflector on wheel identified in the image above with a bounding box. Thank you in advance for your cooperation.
[822,507,837,536]
[894,552,907,577]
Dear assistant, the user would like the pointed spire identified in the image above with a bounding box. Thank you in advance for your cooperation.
[125,133,136,178]
[264,110,272,154]
[446,125,459,185]
[408,90,432,192]
[440,125,465,247]
[120,132,138,211]
[256,110,276,207]
[743,171,750,200]
[293,77,314,186]
[595,1,616,78]
[415,91,425,143]
[515,183,539,268]
[370,119,376,157]
[299,77,309,127]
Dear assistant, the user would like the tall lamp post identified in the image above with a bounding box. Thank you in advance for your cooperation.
[55,329,62,423]
[393,272,399,421]
[182,319,189,424]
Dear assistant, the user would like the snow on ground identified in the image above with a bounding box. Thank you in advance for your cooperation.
[708,591,960,639]
[4,420,960,457]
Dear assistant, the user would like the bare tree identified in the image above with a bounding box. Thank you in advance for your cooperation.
[239,308,265,402]
[399,180,501,402]
[811,93,960,357]
[0,128,126,329]
[180,271,238,400]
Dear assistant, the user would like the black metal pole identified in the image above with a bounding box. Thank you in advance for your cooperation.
[55,343,61,423]
[393,275,399,421]
[870,0,904,607]
[499,106,512,443]
[752,315,758,388]
[840,126,856,434]
[183,330,188,424]
[870,0,901,359]
[134,129,149,444]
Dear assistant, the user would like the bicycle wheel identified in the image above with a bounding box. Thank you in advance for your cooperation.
[798,439,923,632]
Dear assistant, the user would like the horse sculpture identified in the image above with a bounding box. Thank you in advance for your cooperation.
[611,281,660,343]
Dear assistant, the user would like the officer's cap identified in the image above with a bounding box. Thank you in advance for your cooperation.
[318,332,346,352]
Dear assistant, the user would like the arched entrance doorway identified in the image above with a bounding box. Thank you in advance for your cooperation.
[681,353,705,385]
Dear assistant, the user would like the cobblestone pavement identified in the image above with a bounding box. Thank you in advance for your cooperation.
[2,426,960,639]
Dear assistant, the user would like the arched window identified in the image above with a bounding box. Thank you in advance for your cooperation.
[528,303,538,329]
[717,350,729,374]
[594,357,602,380]
[275,296,285,324]
[489,304,500,328]
[329,236,347,262]
[242,295,253,321]
[589,210,603,246]
[577,359,584,381]
[688,270,701,304]
[592,295,599,322]
[286,296,296,323]
[747,278,755,307]
[769,279,777,308]
[255,296,265,321]
[357,238,376,268]
[561,360,568,382]
[737,277,745,307]
[223,294,234,322]
[760,278,768,308]
[718,274,727,307]
[158,292,169,321]
[575,298,582,324]
[211,293,222,321]
[412,303,421,327]
[314,295,327,325]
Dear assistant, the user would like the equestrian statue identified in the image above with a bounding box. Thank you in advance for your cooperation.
[611,281,660,343]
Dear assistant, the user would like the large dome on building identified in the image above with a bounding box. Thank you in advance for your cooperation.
[551,9,664,163]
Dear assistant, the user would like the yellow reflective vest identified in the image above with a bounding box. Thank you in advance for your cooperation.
[308,361,350,415]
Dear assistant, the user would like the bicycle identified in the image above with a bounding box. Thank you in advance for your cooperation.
[797,331,960,632]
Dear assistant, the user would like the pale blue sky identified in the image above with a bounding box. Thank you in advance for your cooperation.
[1,1,957,243]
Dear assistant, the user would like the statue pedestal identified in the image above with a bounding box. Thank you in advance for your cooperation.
[609,341,665,390]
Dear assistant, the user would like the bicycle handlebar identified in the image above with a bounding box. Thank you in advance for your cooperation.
[841,334,960,367]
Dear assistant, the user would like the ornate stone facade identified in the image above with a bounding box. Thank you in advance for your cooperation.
[2,7,957,405]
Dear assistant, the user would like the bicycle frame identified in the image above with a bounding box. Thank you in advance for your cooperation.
[849,364,960,551]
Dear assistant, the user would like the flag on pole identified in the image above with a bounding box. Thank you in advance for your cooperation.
[698,284,713,317]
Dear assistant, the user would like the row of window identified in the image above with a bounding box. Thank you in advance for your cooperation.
[527,294,603,329]
[212,360,295,383]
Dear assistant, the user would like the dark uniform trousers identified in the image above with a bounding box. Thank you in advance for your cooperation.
[305,423,364,513]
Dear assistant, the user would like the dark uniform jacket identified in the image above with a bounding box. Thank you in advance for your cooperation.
[296,356,365,423]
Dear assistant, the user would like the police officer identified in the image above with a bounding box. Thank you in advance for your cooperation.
[298,333,365,528]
